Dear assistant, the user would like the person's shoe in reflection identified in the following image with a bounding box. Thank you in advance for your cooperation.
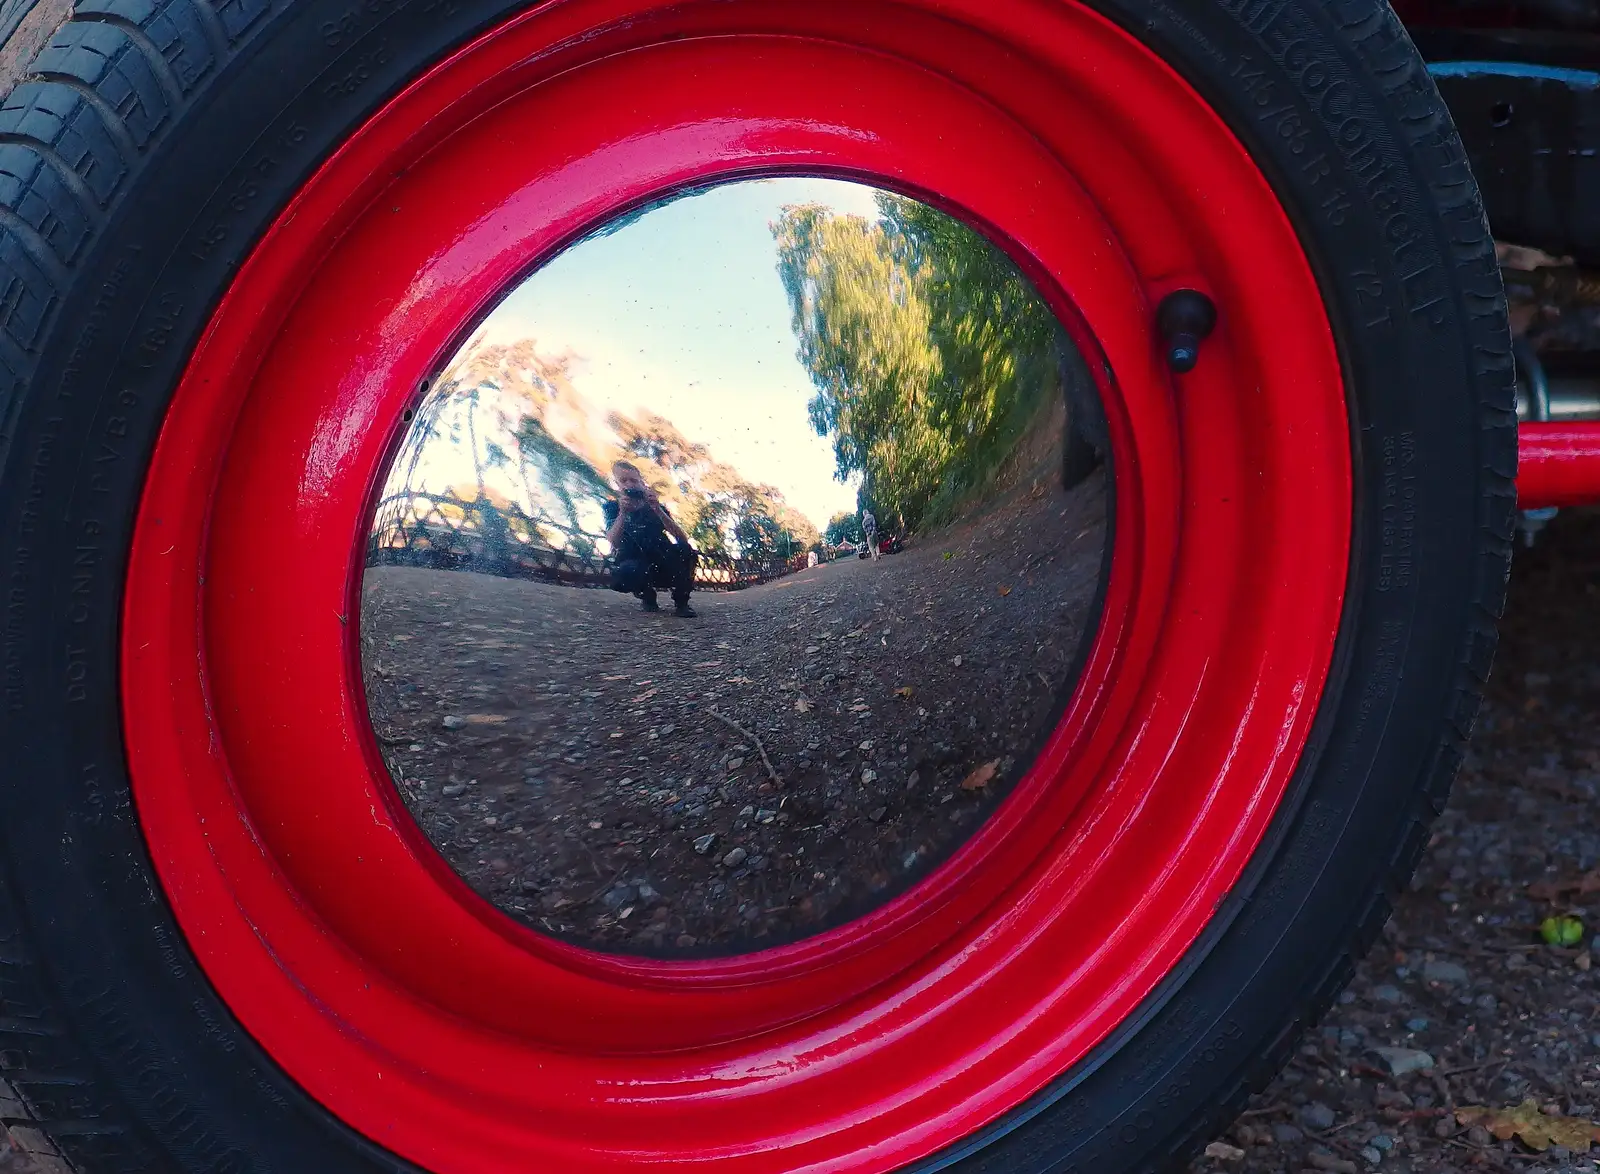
[674,601,697,619]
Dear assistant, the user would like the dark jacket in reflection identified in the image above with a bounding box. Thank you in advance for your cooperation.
[602,498,697,608]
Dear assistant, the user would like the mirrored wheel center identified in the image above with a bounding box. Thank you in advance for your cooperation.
[359,177,1110,957]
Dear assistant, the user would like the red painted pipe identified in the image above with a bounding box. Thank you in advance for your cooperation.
[1518,421,1600,509]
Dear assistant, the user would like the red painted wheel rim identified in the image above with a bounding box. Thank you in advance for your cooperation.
[122,2,1352,1171]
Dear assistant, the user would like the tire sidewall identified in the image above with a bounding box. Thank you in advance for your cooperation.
[0,0,1510,1171]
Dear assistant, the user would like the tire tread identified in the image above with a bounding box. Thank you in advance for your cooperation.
[0,0,268,1166]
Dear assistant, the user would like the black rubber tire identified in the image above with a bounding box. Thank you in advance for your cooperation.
[0,2,1513,1173]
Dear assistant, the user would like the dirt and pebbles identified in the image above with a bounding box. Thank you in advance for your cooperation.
[359,466,1109,956]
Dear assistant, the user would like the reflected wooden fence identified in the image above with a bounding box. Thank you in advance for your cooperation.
[366,491,811,591]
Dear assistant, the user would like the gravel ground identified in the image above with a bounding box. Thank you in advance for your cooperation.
[5,511,1598,1174]
[1188,507,1600,1174]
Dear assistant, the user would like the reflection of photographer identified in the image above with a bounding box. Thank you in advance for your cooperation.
[603,461,698,618]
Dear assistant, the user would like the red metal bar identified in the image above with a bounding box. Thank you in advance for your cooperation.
[1519,421,1600,509]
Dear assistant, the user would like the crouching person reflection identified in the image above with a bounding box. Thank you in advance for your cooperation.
[604,461,699,618]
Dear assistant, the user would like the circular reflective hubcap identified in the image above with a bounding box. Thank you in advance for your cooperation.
[121,2,1352,1172]
[360,179,1110,957]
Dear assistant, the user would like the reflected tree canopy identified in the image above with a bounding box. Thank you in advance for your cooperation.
[773,193,1066,532]
[374,186,1074,596]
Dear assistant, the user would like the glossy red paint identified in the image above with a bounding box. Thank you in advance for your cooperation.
[120,2,1352,1171]
[1518,421,1600,508]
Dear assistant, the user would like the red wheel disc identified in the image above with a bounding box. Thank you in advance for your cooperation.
[122,1,1352,1170]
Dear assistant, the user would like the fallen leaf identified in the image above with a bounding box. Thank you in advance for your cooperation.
[1204,1141,1245,1162]
[894,686,913,699]
[1528,870,1600,900]
[961,760,999,791]
[1540,915,1584,947]
[1455,1100,1600,1153]
[998,585,1012,597]
[794,696,813,713]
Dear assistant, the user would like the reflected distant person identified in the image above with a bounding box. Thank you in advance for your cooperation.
[604,461,698,617]
[860,507,881,561]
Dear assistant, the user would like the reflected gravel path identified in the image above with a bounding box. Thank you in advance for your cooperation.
[362,470,1108,956]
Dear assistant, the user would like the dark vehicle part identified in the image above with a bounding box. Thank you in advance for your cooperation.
[1515,338,1561,544]
[1515,369,1600,421]
[1425,60,1600,267]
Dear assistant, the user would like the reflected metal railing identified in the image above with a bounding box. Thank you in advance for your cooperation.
[366,491,813,591]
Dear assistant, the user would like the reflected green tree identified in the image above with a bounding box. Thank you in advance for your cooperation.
[773,194,1065,530]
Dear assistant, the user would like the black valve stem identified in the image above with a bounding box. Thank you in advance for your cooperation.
[1157,289,1217,374]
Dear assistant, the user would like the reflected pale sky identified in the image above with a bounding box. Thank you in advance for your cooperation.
[473,177,883,528]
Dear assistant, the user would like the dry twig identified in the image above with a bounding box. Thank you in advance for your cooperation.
[1238,1102,1291,1119]
[708,707,784,787]
[1441,1058,1510,1078]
